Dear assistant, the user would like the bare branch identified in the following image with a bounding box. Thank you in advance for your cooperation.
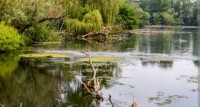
[82,82,91,93]
[108,94,114,107]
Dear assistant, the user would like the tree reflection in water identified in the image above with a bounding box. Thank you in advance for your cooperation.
[0,54,122,107]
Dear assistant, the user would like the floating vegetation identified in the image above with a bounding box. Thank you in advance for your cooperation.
[77,57,122,62]
[20,53,69,58]
[176,75,198,83]
[147,57,173,61]
[32,42,62,45]
[148,92,188,106]
[130,29,192,34]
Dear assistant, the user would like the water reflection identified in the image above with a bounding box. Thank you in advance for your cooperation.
[136,32,198,56]
[0,53,20,77]
[141,61,173,69]
[0,54,122,106]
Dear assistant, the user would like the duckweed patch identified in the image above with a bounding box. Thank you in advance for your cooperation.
[147,57,173,61]
[77,57,122,62]
[20,53,69,58]
[32,42,62,45]
[148,92,188,106]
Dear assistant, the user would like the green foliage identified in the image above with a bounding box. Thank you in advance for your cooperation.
[26,23,61,43]
[153,12,175,25]
[83,10,103,32]
[159,12,175,25]
[130,3,150,28]
[1,0,65,32]
[64,0,124,25]
[65,10,103,35]
[116,5,138,29]
[0,22,23,51]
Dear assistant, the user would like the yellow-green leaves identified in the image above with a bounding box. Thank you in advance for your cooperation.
[0,22,23,51]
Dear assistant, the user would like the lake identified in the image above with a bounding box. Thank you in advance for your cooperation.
[0,27,198,107]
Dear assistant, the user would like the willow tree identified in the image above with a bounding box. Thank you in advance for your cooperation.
[86,0,125,25]
[65,0,125,26]
[65,10,103,35]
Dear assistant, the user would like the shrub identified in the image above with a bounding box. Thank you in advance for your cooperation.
[0,22,23,51]
[153,12,175,25]
[26,23,61,43]
[159,12,175,25]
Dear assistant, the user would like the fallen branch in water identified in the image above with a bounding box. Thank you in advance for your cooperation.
[78,26,113,39]
[108,94,114,107]
[81,49,103,99]
[82,82,91,93]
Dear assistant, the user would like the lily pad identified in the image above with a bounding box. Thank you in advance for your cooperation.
[147,57,173,61]
[20,53,69,58]
[77,57,122,62]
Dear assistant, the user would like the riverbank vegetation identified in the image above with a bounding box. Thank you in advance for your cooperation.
[0,0,198,51]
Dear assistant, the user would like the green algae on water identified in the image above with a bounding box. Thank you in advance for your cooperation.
[77,57,122,62]
[147,57,173,61]
[20,53,69,58]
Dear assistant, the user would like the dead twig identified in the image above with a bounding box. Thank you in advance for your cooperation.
[82,82,91,93]
[108,94,114,107]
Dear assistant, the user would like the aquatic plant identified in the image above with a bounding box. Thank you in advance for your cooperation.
[148,92,188,106]
[147,57,173,61]
[77,57,122,62]
[20,53,69,58]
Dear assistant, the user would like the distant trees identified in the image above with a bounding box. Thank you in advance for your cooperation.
[137,0,198,25]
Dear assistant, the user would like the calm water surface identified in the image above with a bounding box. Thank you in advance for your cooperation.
[0,28,198,107]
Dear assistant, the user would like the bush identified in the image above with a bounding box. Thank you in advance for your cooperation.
[0,22,23,51]
[153,12,175,25]
[26,23,61,43]
[135,8,150,28]
[159,12,175,25]
[116,5,139,29]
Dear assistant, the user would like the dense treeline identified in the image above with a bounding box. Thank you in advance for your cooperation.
[134,0,199,26]
[0,0,198,51]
